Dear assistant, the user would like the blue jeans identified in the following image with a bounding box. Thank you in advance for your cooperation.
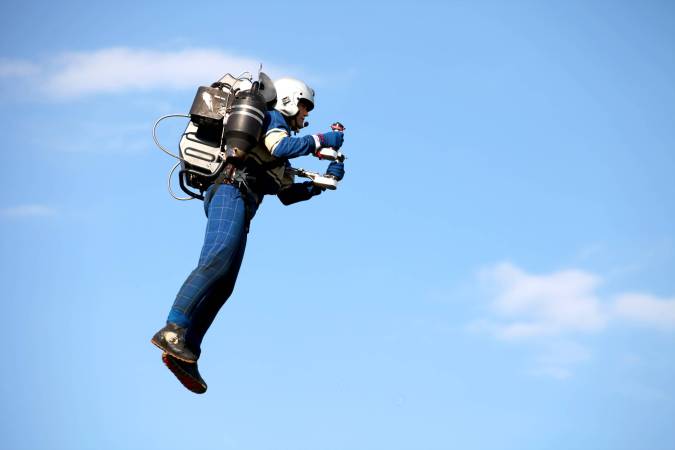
[167,183,257,357]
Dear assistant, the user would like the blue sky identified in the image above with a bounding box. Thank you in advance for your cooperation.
[1,1,674,449]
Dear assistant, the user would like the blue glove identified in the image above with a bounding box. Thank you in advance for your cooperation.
[325,161,345,181]
[277,181,323,205]
[305,180,325,195]
[316,131,344,149]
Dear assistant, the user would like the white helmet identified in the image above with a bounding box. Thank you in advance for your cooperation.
[273,77,315,117]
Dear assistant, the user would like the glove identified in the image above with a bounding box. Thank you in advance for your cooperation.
[315,131,344,149]
[305,180,325,195]
[325,161,345,181]
[277,181,323,205]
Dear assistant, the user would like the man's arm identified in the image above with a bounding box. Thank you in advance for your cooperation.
[277,161,345,206]
[277,181,323,205]
[263,110,344,160]
[264,110,315,159]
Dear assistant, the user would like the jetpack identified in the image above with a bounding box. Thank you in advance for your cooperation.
[153,70,346,201]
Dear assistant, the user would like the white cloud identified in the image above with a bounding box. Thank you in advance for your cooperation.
[1,204,57,218]
[613,293,675,330]
[472,261,674,379]
[48,48,266,97]
[478,262,607,339]
[2,48,287,98]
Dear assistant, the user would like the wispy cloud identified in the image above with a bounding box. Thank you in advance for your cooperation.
[613,293,675,330]
[1,204,57,218]
[2,48,288,99]
[476,262,607,339]
[46,48,267,98]
[471,261,675,378]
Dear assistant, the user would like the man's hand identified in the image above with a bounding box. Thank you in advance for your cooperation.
[277,181,324,205]
[315,131,344,149]
[326,161,345,181]
[305,180,325,195]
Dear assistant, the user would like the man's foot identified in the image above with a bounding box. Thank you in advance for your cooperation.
[151,323,198,363]
[162,352,207,394]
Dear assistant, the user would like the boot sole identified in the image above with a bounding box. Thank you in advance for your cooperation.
[162,353,207,394]
[150,337,197,363]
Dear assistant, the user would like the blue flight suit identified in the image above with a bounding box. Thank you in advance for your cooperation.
[166,110,318,357]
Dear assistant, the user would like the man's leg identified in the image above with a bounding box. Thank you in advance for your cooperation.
[158,225,247,394]
[185,232,248,357]
[152,184,247,362]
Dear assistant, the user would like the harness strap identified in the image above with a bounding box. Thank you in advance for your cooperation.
[212,163,259,231]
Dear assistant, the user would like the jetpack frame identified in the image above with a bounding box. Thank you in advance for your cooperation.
[153,71,276,200]
[153,70,346,201]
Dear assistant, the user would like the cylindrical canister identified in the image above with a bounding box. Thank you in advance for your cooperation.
[224,87,267,156]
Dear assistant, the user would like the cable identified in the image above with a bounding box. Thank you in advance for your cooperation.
[168,161,194,201]
[153,73,251,201]
[153,114,190,160]
[235,71,253,81]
